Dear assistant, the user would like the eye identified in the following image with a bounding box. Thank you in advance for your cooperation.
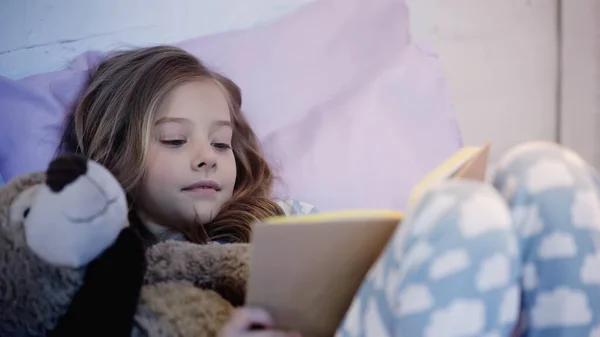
[161,139,186,147]
[212,143,232,151]
[23,207,30,218]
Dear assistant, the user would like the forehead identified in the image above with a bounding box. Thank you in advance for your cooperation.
[155,80,231,122]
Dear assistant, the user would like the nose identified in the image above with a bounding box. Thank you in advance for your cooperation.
[47,154,88,193]
[196,160,217,170]
[192,144,217,171]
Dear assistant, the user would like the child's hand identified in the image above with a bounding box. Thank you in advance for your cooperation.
[219,307,301,337]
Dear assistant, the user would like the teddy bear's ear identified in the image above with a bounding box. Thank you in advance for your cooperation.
[4,171,45,243]
[24,155,129,268]
[9,184,39,223]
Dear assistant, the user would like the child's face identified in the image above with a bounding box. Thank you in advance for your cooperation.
[139,80,237,227]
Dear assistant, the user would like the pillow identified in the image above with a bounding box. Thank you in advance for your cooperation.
[176,0,412,140]
[265,44,463,211]
[0,69,91,183]
[0,0,462,212]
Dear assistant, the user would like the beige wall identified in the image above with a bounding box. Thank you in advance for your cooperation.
[408,0,600,168]
[407,0,560,164]
[560,0,600,168]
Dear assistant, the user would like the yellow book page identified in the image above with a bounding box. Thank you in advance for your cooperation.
[265,209,403,224]
[408,144,489,208]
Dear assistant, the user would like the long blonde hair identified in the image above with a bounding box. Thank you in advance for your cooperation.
[60,45,284,244]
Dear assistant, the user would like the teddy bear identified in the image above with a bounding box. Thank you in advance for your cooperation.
[0,154,251,337]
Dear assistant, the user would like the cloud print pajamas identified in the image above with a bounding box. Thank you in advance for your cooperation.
[336,142,600,337]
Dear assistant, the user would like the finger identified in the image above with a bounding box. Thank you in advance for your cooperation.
[224,307,275,332]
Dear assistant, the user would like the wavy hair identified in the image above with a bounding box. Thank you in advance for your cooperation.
[59,45,284,244]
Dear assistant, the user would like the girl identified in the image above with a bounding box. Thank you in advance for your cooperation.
[59,45,305,337]
[59,43,600,337]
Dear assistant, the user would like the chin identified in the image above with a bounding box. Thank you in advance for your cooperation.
[190,206,218,224]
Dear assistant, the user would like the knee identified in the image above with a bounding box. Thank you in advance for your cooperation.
[492,141,589,200]
[410,180,511,238]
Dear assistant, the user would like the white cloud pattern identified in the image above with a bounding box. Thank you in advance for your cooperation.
[531,287,592,328]
[589,325,600,337]
[538,232,577,259]
[342,297,361,337]
[424,299,485,337]
[506,235,519,257]
[429,249,471,280]
[401,241,434,273]
[512,204,544,237]
[397,284,434,316]
[480,331,501,337]
[525,159,575,193]
[523,263,538,290]
[385,267,404,309]
[369,258,386,289]
[459,192,511,238]
[391,223,411,261]
[412,194,457,236]
[571,190,600,231]
[495,141,549,171]
[581,253,600,285]
[476,253,511,292]
[499,286,520,324]
[365,298,391,337]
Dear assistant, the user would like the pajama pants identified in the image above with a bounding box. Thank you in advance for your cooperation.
[336,141,600,337]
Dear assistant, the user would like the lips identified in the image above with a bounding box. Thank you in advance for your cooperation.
[182,180,222,192]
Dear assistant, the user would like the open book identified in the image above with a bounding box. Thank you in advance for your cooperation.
[245,143,491,337]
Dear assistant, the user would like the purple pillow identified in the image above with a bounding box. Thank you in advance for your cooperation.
[0,66,92,181]
[0,0,462,211]
[264,44,463,211]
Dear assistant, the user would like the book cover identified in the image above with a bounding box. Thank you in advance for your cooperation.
[245,143,490,336]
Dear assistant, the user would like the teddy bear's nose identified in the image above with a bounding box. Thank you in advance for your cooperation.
[46,154,88,192]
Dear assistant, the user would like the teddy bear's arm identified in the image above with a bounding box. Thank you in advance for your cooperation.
[134,281,234,337]
[47,228,146,337]
[145,241,250,306]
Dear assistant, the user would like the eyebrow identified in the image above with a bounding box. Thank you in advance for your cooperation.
[213,120,233,129]
[154,117,189,126]
[154,117,232,129]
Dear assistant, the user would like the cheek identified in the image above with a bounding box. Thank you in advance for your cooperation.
[226,154,237,183]
[145,162,175,193]
[144,149,178,191]
[146,146,175,176]
[139,164,175,212]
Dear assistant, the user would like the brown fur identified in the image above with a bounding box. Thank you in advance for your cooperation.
[136,241,250,337]
[134,282,233,337]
